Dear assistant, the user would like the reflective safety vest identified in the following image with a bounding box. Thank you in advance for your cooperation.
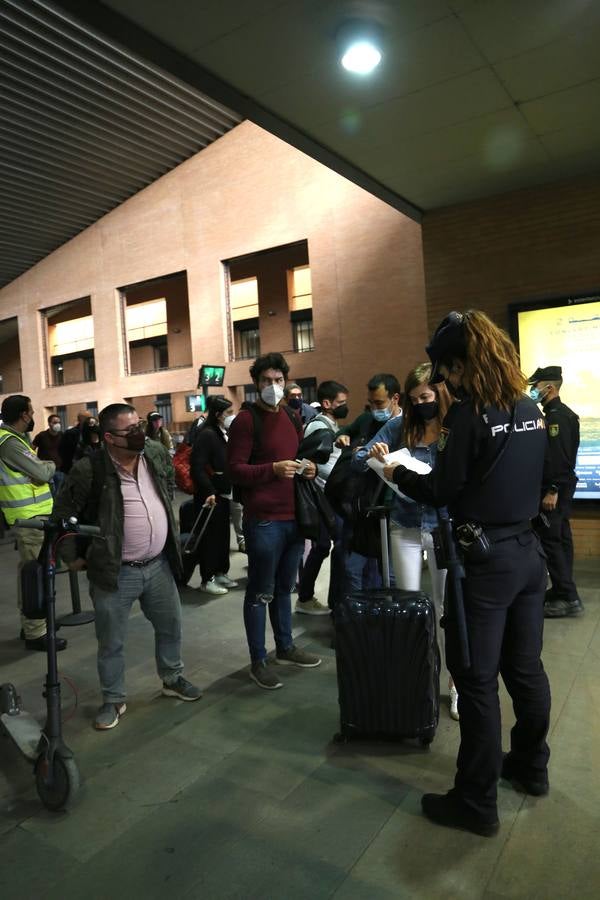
[0,428,53,525]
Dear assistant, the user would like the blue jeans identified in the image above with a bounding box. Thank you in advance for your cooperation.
[243,518,304,663]
[89,555,184,702]
[343,520,382,595]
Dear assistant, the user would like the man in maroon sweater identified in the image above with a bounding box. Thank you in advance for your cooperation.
[227,352,322,689]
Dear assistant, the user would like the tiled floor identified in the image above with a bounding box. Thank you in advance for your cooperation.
[1,518,598,900]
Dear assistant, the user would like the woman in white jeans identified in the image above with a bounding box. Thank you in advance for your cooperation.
[368,363,459,721]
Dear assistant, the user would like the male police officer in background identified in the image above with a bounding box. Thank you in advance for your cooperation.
[528,366,583,618]
[383,311,551,837]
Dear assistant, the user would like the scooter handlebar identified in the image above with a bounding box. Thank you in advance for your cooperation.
[14,517,101,537]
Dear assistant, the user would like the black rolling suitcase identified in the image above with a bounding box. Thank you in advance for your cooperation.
[334,506,440,745]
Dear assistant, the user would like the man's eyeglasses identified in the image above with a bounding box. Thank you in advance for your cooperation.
[109,424,143,436]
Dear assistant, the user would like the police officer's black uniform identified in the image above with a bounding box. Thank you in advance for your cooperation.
[393,391,551,827]
[530,371,581,615]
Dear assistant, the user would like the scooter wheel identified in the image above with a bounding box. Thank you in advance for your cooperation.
[34,753,80,811]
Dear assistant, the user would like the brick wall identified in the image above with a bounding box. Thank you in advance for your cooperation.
[422,175,600,558]
[0,121,428,429]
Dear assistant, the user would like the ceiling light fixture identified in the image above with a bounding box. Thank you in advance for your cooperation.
[337,20,383,75]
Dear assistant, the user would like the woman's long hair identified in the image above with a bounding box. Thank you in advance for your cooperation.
[402,362,453,449]
[462,310,527,412]
[204,395,232,430]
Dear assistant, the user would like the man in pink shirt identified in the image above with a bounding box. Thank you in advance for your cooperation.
[54,403,201,730]
[228,352,322,689]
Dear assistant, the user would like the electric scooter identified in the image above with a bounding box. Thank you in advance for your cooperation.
[0,516,99,811]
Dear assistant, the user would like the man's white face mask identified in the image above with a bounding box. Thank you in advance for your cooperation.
[260,384,284,407]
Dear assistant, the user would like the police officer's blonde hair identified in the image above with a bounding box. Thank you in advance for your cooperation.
[462,311,528,412]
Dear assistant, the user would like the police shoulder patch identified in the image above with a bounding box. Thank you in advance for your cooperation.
[438,428,449,451]
[549,424,559,437]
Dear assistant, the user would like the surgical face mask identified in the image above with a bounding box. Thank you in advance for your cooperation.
[50,423,61,433]
[223,414,235,430]
[372,405,392,423]
[332,403,348,420]
[260,384,284,407]
[414,401,438,421]
[529,386,548,403]
[287,397,302,410]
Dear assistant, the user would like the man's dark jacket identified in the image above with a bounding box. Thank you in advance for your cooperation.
[53,441,182,591]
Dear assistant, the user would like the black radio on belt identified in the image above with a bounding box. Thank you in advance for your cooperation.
[455,522,491,563]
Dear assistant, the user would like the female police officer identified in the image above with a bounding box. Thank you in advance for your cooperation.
[382,310,551,837]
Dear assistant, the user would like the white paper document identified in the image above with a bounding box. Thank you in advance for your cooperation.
[367,447,431,497]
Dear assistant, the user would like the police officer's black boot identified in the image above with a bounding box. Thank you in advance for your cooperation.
[421,790,500,837]
[501,753,549,796]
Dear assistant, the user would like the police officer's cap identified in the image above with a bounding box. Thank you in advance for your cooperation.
[426,312,467,383]
[527,365,562,384]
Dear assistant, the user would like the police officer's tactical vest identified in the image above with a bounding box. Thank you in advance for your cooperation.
[0,428,53,525]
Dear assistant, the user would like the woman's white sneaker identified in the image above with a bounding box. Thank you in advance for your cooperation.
[450,686,459,721]
[215,574,238,588]
[200,577,228,595]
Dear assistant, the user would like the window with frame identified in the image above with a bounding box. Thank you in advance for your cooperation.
[291,310,314,353]
[230,278,260,361]
[155,393,172,424]
[288,265,314,352]
[296,377,317,404]
[234,317,260,360]
[153,340,169,370]
[244,384,258,405]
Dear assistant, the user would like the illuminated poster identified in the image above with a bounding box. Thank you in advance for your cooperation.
[517,298,600,500]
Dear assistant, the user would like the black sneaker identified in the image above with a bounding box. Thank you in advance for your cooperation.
[25,634,67,652]
[544,597,584,618]
[501,754,549,796]
[421,791,500,837]
[162,677,203,701]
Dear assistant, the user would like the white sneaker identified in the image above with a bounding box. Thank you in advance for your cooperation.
[200,577,228,595]
[215,574,238,588]
[450,686,459,721]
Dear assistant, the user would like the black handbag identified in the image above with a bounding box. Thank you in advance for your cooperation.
[294,477,337,540]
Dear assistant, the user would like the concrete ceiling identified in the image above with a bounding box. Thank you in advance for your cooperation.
[97,0,600,209]
[2,0,600,290]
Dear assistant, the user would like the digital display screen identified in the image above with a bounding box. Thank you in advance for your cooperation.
[185,394,206,413]
[198,365,225,387]
[514,296,600,500]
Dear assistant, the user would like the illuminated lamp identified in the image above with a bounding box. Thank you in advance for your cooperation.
[338,20,383,75]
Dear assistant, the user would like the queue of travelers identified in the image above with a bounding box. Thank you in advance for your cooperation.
[0,312,584,834]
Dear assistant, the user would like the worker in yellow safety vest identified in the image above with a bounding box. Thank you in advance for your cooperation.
[0,394,67,652]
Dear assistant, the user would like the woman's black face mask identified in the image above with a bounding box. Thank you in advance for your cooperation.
[413,401,438,421]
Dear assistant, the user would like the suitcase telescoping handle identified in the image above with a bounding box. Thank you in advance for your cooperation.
[366,504,391,589]
[183,502,215,556]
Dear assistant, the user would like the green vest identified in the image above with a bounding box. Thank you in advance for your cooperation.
[0,428,53,525]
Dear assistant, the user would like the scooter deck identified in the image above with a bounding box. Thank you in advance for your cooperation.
[1,711,40,761]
